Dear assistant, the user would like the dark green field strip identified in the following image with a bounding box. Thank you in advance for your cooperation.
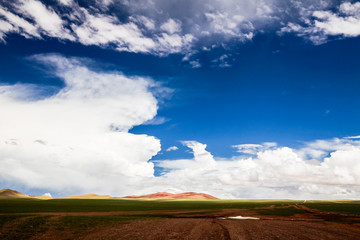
[54,215,154,231]
[304,201,360,215]
[0,199,301,213]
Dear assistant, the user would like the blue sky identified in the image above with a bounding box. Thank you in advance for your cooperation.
[1,0,360,199]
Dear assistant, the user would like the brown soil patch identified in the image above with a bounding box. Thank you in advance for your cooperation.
[2,207,360,239]
[27,217,360,240]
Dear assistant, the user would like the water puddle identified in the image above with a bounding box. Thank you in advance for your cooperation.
[219,216,260,220]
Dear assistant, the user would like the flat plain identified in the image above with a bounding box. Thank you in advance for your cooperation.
[1,198,360,239]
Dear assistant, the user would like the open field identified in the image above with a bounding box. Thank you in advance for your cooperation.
[1,198,360,239]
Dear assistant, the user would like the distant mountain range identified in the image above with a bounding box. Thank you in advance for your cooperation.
[0,189,218,200]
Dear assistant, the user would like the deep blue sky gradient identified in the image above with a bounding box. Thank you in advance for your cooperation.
[1,32,360,167]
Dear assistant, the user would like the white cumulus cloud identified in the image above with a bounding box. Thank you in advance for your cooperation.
[0,54,163,196]
[17,0,73,40]
[57,0,74,6]
[160,19,182,34]
[154,138,360,199]
[166,146,178,152]
[233,142,277,155]
[1,0,355,57]
[70,8,157,53]
[280,2,360,44]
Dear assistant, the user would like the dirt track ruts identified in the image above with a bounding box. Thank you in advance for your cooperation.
[28,217,360,240]
[2,206,360,240]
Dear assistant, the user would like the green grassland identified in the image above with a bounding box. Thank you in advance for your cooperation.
[0,198,359,216]
[1,198,360,239]
[0,198,302,213]
[0,198,300,239]
[304,200,360,215]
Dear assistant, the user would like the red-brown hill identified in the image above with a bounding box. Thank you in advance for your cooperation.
[124,192,218,199]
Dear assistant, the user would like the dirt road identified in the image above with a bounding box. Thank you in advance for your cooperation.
[32,216,360,240]
[31,218,360,240]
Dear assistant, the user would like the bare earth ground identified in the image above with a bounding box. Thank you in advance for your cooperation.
[80,218,360,240]
[2,205,360,240]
